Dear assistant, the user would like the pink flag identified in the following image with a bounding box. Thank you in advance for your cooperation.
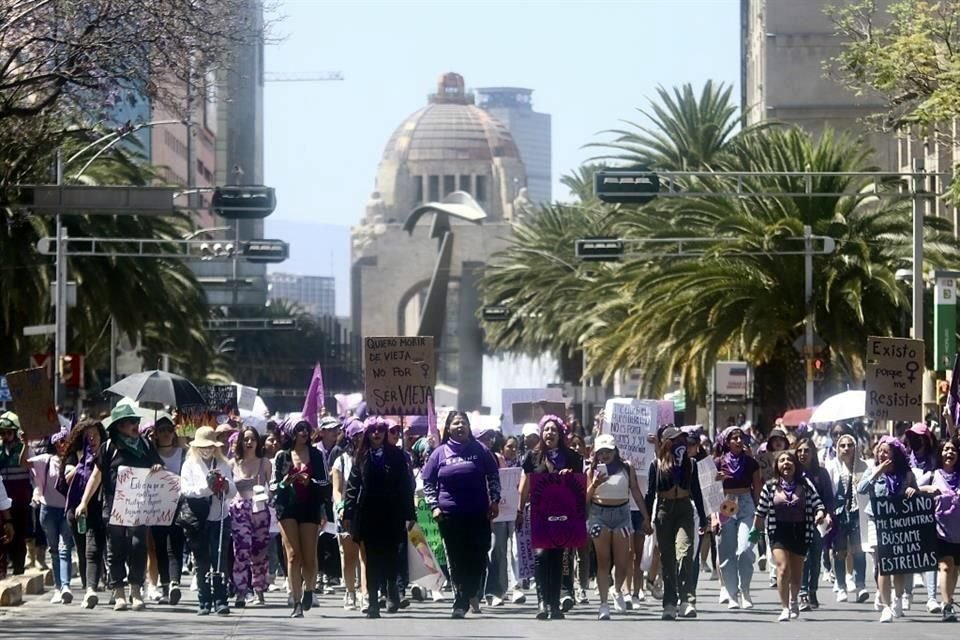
[301,363,324,429]
[427,396,439,444]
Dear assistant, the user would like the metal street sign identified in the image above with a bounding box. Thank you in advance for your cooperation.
[481,306,511,322]
[6,185,176,214]
[23,324,56,337]
[576,238,625,262]
[595,168,659,204]
[241,239,289,263]
[211,186,277,219]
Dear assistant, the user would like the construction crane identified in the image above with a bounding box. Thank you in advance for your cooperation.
[264,71,344,83]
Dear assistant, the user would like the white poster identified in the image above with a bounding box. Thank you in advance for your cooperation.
[407,525,445,591]
[109,466,181,527]
[696,457,724,517]
[602,398,659,482]
[494,467,522,523]
[237,385,259,412]
[500,388,564,436]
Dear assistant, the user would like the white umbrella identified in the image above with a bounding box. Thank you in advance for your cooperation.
[808,390,866,424]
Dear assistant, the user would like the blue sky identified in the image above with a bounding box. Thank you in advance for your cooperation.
[263,0,740,314]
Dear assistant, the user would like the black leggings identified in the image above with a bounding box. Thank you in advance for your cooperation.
[438,514,491,610]
[535,548,565,609]
[365,540,400,608]
[151,524,185,587]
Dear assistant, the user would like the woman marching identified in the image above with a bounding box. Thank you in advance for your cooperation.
[486,434,525,607]
[149,417,186,606]
[828,430,870,604]
[714,425,761,610]
[918,437,960,621]
[586,434,652,620]
[76,405,164,612]
[29,427,74,605]
[230,424,273,608]
[64,418,108,608]
[343,416,416,618]
[795,436,834,611]
[0,412,32,577]
[904,422,940,613]
[753,450,828,621]
[271,416,332,618]
[516,414,584,621]
[180,426,236,616]
[858,436,918,623]
[645,426,707,620]
[422,411,500,618]
[332,418,366,611]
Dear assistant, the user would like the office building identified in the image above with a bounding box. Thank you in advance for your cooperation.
[268,273,336,317]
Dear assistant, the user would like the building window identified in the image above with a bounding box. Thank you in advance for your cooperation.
[459,175,471,193]
[414,176,424,203]
[443,175,456,196]
[428,175,440,201]
[475,175,487,201]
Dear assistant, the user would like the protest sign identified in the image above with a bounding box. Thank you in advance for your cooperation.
[501,388,564,436]
[415,498,446,565]
[602,398,658,481]
[865,336,924,422]
[407,524,445,591]
[109,466,181,527]
[512,401,566,428]
[197,384,238,414]
[873,494,938,576]
[529,472,587,549]
[5,367,58,438]
[696,457,724,517]
[495,467,522,523]
[237,385,258,412]
[364,337,435,415]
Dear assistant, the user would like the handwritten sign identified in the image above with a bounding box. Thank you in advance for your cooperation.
[697,457,724,517]
[874,494,938,576]
[602,398,658,482]
[865,336,924,422]
[363,336,435,415]
[529,472,587,549]
[494,467,522,523]
[500,388,564,436]
[517,505,535,579]
[197,385,238,414]
[109,466,181,527]
[5,367,58,438]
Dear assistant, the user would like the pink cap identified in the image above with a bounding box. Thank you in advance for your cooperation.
[907,422,929,436]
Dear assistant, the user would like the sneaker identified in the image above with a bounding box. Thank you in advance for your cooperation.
[60,585,73,604]
[893,598,903,618]
[769,575,778,589]
[719,588,731,605]
[190,575,198,591]
[880,605,894,623]
[83,589,98,609]
[789,601,800,619]
[130,585,145,611]
[624,593,634,610]
[576,588,588,604]
[50,590,63,605]
[559,595,573,612]
[758,554,767,572]
[928,598,943,614]
[709,568,719,581]
[943,603,957,621]
[857,589,870,603]
[846,576,856,593]
[432,590,445,602]
[799,594,811,612]
[901,593,911,611]
[741,590,754,610]
[634,588,646,602]
[113,588,128,611]
[451,608,466,619]
[255,591,266,606]
[157,585,169,605]
[681,602,697,618]
[489,595,504,607]
[216,603,231,616]
[197,604,211,616]
[810,592,820,609]
[235,597,246,608]
[779,608,791,622]
[613,592,626,613]
[598,602,610,620]
[344,591,357,611]
[410,584,425,601]
[728,596,740,610]
[511,589,526,605]
[169,584,181,606]
[661,604,677,620]
[837,590,848,603]
[874,592,883,611]
[147,585,162,602]
[647,578,663,600]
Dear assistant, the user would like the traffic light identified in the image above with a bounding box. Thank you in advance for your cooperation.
[211,186,277,219]
[575,238,625,262]
[58,354,84,389]
[482,306,510,322]
[198,242,235,260]
[594,167,660,204]
[241,239,289,263]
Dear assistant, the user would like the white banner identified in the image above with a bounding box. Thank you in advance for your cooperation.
[494,467,522,523]
[602,398,658,482]
[696,457,724,517]
[109,466,180,527]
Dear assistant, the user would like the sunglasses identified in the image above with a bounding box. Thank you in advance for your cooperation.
[838,443,853,449]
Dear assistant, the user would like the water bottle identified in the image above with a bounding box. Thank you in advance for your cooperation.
[77,514,87,535]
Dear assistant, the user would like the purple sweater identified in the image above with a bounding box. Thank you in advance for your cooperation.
[421,439,500,516]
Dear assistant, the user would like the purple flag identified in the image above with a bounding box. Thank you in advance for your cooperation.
[427,396,439,444]
[529,472,587,549]
[949,353,960,428]
[302,363,325,429]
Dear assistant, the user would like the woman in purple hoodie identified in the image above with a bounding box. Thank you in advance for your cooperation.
[918,437,960,621]
[421,411,500,619]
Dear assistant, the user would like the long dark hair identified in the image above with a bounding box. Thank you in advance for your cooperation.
[441,411,472,444]
[354,416,390,466]
[793,436,820,471]
[935,438,960,471]
[774,450,800,480]
[234,426,265,459]
[66,418,107,460]
[533,416,570,458]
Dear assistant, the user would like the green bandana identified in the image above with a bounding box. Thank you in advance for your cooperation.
[118,434,146,458]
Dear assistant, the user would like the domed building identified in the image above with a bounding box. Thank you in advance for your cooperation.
[351,73,529,410]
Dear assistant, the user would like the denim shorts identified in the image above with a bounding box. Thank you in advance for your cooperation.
[589,502,632,537]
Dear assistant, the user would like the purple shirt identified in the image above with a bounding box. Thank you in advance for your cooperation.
[422,440,499,516]
[933,469,960,543]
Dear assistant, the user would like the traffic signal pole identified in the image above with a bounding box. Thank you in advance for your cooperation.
[804,224,815,408]
[54,152,67,407]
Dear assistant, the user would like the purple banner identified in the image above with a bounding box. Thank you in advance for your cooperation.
[529,472,587,549]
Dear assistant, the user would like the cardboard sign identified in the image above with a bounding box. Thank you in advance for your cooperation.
[511,401,566,427]
[500,388,564,436]
[197,384,238,414]
[5,367,58,438]
[415,498,446,565]
[873,494,938,576]
[602,398,658,482]
[494,466,522,523]
[108,466,181,527]
[529,472,587,549]
[865,336,924,422]
[363,336,435,415]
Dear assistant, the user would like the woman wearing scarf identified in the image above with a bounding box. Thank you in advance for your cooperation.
[230,425,273,608]
[271,416,331,617]
[76,404,164,612]
[486,434,526,607]
[180,426,237,616]
[422,411,501,619]
[63,418,108,608]
[342,416,416,618]
[516,414,584,621]
[918,438,960,621]
[644,426,706,620]
[148,417,186,606]
[332,418,366,611]
[752,450,828,621]
[28,427,73,604]
[713,425,761,610]
[828,431,870,604]
[794,436,834,611]
[904,422,940,614]
[858,435,919,623]
[0,412,32,576]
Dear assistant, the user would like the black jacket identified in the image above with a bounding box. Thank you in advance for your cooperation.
[343,445,415,545]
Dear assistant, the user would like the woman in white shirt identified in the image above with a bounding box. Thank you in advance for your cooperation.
[180,426,236,616]
[29,427,73,604]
